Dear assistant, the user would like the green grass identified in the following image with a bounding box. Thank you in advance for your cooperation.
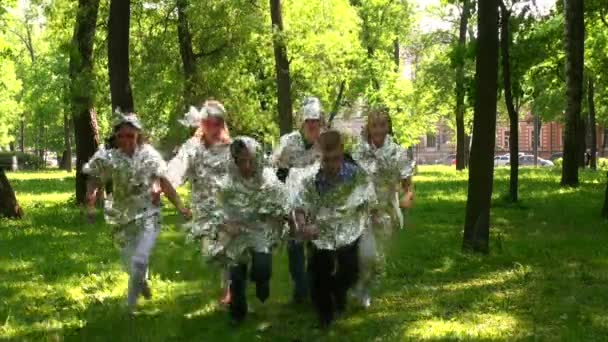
[1,166,608,341]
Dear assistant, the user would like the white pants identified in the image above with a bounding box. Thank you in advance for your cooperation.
[114,214,161,307]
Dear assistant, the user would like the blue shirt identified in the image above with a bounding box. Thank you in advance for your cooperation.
[315,160,360,195]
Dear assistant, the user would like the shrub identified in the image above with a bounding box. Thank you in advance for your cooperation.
[0,152,44,170]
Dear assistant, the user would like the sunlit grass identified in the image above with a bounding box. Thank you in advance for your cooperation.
[1,167,608,341]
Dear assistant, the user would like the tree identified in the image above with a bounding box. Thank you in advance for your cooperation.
[108,0,134,112]
[499,1,520,202]
[70,0,101,204]
[269,0,293,135]
[455,0,472,170]
[0,169,23,218]
[561,0,584,187]
[588,77,597,169]
[463,0,499,254]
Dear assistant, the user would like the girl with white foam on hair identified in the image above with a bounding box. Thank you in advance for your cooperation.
[83,111,191,313]
[166,100,233,304]
[351,106,415,308]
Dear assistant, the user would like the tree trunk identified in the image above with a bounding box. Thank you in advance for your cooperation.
[63,112,73,172]
[588,77,597,170]
[0,169,23,219]
[578,114,586,168]
[561,0,584,186]
[19,118,24,153]
[602,127,608,157]
[70,0,101,204]
[603,172,608,218]
[455,0,471,171]
[533,115,540,167]
[462,0,499,254]
[177,0,199,108]
[108,0,134,113]
[269,0,293,136]
[393,39,400,72]
[500,3,519,202]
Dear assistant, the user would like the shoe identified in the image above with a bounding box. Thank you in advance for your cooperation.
[360,291,371,309]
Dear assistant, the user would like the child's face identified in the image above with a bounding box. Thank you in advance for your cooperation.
[369,116,389,146]
[302,119,321,144]
[116,124,139,156]
[321,146,344,179]
[201,117,225,142]
[235,148,256,179]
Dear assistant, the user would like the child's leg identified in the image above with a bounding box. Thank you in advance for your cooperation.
[308,246,336,327]
[287,240,308,302]
[250,251,272,303]
[356,229,378,307]
[220,267,231,304]
[229,263,248,323]
[127,214,161,309]
[334,239,360,313]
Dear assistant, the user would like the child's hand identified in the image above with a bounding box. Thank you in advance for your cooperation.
[151,181,162,206]
[223,222,241,237]
[400,191,415,209]
[179,207,192,220]
[300,224,319,240]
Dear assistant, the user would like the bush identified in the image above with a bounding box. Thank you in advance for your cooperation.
[553,157,563,168]
[0,152,44,170]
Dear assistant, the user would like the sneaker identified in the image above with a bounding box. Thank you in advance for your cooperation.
[360,291,371,309]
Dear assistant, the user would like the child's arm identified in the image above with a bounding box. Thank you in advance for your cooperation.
[400,177,415,209]
[159,177,192,219]
[85,177,101,223]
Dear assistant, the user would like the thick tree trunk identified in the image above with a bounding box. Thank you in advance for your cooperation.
[70,0,101,204]
[561,0,584,186]
[533,116,540,167]
[269,0,293,135]
[108,0,134,113]
[500,3,519,202]
[463,0,499,254]
[602,127,608,157]
[0,169,23,219]
[589,77,597,170]
[455,0,471,171]
[177,0,199,107]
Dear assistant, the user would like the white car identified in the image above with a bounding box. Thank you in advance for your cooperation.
[494,154,510,166]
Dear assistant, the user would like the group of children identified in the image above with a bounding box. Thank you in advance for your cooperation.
[83,97,415,329]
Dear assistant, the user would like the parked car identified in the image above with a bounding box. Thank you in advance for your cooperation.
[435,154,457,166]
[494,154,510,166]
[517,154,554,167]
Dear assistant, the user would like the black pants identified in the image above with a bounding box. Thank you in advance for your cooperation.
[288,240,309,301]
[229,252,272,322]
[308,239,360,326]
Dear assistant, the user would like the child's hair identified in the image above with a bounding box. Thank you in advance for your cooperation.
[319,130,343,153]
[362,106,393,143]
[112,121,146,145]
[230,138,248,161]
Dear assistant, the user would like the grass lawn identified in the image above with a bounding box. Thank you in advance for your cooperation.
[1,166,608,341]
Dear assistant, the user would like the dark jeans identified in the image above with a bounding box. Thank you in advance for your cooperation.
[288,240,309,301]
[229,252,272,322]
[308,239,360,326]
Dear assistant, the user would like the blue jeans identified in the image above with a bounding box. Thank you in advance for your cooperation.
[288,240,308,301]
